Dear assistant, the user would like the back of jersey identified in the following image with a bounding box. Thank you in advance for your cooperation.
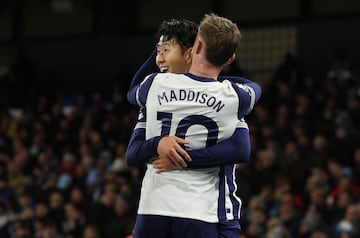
[138,72,242,222]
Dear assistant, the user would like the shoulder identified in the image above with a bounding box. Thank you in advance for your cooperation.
[150,73,192,86]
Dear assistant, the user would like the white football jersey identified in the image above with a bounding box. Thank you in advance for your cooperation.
[135,72,254,222]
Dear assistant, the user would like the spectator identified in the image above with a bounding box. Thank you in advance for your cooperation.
[334,204,360,237]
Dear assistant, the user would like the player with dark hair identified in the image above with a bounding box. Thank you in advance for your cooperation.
[126,14,261,238]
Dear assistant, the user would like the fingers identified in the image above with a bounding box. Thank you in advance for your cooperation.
[175,145,191,162]
[173,137,191,162]
[153,161,167,174]
[158,136,192,166]
[168,150,187,168]
[173,137,188,145]
[155,167,168,174]
[153,159,179,173]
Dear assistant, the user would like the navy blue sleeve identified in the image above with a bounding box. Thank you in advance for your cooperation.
[125,127,161,166]
[127,49,158,105]
[186,128,251,168]
[125,127,250,168]
[218,75,262,104]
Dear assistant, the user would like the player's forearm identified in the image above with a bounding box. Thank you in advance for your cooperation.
[125,128,161,166]
[127,49,158,105]
[187,128,251,168]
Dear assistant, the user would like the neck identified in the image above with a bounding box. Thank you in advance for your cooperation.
[189,61,221,80]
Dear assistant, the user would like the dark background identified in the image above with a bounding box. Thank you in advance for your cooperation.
[0,0,360,96]
[1,2,360,237]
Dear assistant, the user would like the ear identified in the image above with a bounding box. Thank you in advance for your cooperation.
[185,47,192,64]
[225,53,236,65]
[195,39,202,54]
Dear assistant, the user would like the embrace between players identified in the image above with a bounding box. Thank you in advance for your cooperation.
[126,13,262,238]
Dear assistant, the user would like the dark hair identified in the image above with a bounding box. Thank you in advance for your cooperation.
[155,19,198,52]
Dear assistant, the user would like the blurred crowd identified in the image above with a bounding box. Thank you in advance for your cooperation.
[0,49,360,238]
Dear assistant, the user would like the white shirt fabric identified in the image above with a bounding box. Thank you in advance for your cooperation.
[135,72,255,222]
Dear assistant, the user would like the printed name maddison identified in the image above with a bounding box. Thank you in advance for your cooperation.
[157,89,225,113]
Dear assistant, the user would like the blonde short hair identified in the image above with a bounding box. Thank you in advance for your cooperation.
[198,13,241,66]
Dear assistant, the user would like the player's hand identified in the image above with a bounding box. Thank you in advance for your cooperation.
[157,136,191,168]
[152,156,179,173]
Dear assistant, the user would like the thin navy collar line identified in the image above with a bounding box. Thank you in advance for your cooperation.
[185,73,217,82]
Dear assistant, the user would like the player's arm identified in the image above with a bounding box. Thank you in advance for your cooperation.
[125,108,160,166]
[227,78,261,119]
[185,127,250,168]
[153,125,251,172]
[125,109,190,168]
[126,129,190,168]
[219,75,262,108]
[127,49,158,105]
[127,120,251,172]
[125,126,162,166]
